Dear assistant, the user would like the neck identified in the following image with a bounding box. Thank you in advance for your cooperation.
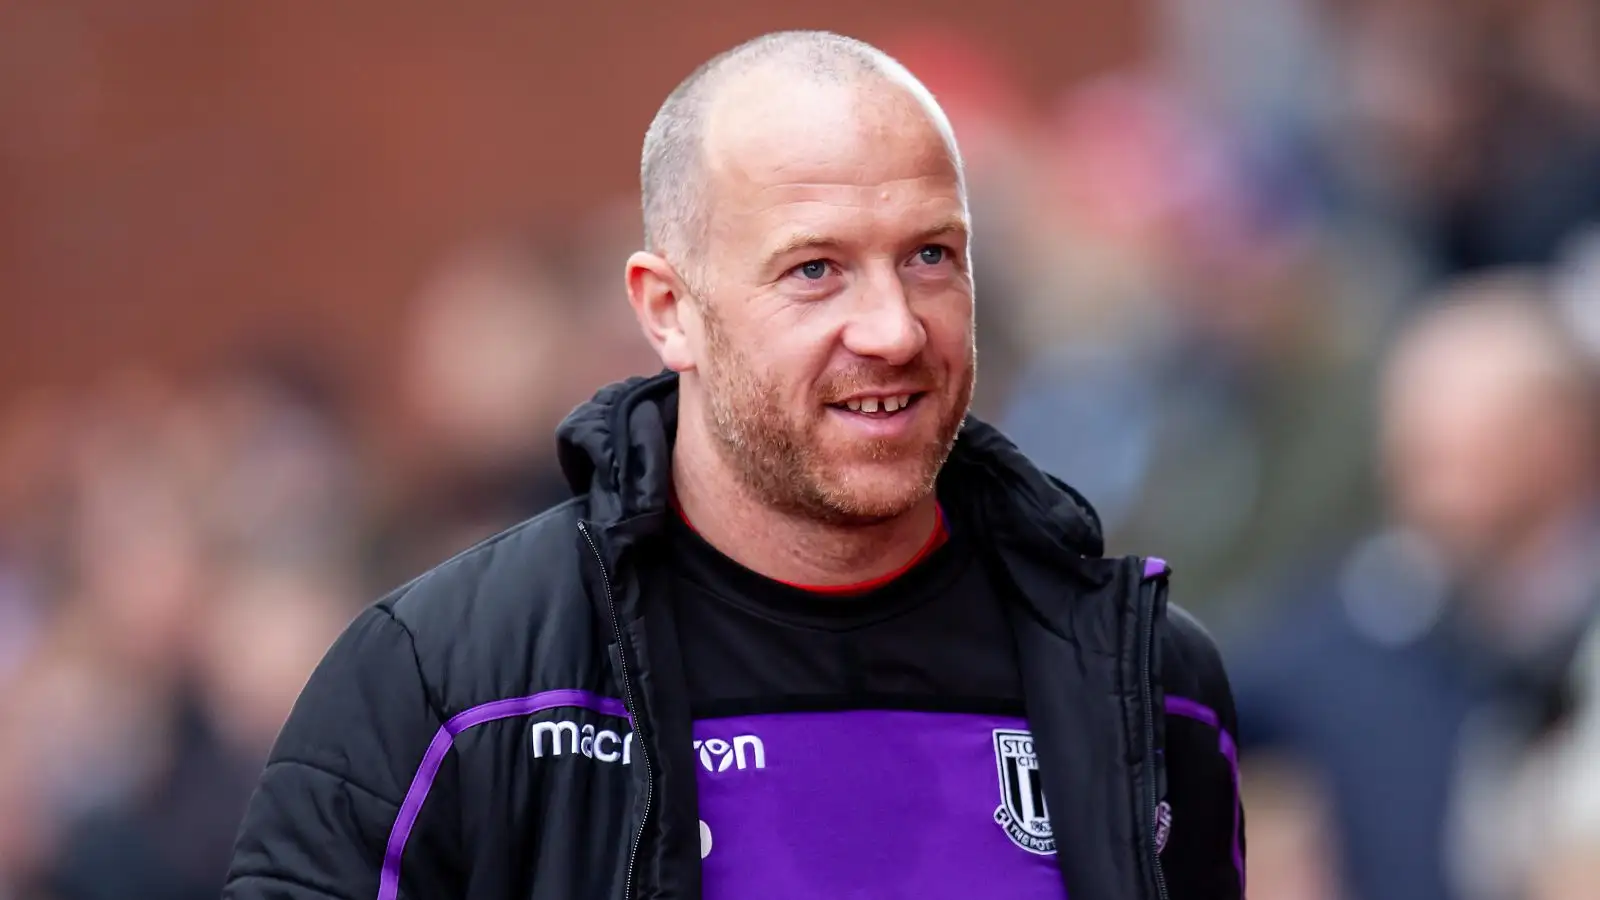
[671,421,940,588]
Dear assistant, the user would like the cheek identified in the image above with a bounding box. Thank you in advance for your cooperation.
[717,318,829,399]
[921,294,975,361]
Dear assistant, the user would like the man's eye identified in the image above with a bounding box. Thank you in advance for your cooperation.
[917,245,947,265]
[795,260,830,280]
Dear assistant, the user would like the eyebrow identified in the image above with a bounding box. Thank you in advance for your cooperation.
[915,218,970,244]
[761,217,971,271]
[763,232,842,269]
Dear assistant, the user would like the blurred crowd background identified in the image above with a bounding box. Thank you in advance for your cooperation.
[2,1,1599,899]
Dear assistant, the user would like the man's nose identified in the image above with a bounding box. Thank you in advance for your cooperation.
[839,272,927,366]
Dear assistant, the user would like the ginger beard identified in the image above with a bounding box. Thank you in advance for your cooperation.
[695,297,975,525]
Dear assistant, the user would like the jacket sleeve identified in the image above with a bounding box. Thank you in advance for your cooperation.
[223,604,462,900]
[1160,603,1248,900]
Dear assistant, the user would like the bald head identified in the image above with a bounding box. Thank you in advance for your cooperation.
[1382,270,1600,570]
[1384,272,1596,429]
[640,30,962,285]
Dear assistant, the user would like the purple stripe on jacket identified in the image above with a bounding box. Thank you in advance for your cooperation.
[377,690,629,900]
[1166,695,1244,895]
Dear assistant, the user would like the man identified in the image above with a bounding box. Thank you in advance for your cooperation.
[1232,272,1600,900]
[224,31,1244,900]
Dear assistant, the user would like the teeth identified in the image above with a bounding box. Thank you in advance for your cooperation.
[841,394,916,414]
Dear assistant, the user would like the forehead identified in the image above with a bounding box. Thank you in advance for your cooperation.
[701,73,966,239]
[1384,326,1555,441]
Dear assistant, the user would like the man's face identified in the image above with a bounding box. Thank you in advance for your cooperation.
[1381,325,1584,576]
[682,77,975,524]
[1384,371,1532,570]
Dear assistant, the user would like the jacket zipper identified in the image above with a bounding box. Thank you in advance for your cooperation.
[1140,572,1171,900]
[580,522,652,900]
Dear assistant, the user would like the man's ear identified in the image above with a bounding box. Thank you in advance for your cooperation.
[625,251,697,372]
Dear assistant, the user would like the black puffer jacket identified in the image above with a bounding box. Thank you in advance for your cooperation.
[223,372,1245,899]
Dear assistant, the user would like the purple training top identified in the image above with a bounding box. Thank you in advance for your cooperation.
[693,710,1069,899]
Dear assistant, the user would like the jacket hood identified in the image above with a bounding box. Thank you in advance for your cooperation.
[556,371,1103,556]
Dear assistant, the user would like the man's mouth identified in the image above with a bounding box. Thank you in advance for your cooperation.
[827,392,927,417]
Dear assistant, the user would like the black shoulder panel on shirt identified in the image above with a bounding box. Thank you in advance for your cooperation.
[1161,604,1232,710]
[373,494,619,717]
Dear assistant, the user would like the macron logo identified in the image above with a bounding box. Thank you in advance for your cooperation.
[530,721,633,764]
[529,721,766,773]
[694,735,765,772]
